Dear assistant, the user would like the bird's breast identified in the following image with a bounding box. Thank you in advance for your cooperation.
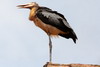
[33,17,65,36]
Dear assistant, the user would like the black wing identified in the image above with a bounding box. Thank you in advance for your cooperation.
[36,7,72,32]
[36,7,77,43]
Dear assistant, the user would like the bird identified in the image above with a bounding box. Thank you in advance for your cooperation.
[17,2,78,62]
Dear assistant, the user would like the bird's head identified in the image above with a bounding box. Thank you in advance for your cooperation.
[17,2,39,9]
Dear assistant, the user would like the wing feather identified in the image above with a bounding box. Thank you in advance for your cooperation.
[36,7,77,43]
[36,7,72,32]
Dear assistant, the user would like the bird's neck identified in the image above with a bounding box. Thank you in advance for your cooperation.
[29,7,38,21]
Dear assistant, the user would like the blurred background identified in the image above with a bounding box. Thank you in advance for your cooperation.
[0,0,100,67]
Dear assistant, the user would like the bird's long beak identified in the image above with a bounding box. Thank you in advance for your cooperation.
[17,4,30,8]
[17,2,39,9]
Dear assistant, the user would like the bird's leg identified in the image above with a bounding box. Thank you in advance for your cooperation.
[48,35,52,62]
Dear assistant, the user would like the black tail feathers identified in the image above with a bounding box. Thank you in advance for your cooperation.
[59,31,78,43]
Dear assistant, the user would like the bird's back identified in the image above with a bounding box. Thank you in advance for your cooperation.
[35,7,78,43]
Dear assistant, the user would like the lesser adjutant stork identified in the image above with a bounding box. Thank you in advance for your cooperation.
[18,2,78,62]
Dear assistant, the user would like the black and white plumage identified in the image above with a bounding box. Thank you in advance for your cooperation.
[18,2,78,62]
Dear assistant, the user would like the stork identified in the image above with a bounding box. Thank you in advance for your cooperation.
[17,2,78,62]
